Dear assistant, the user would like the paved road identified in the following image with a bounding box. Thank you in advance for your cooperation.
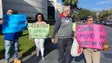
[0,25,112,63]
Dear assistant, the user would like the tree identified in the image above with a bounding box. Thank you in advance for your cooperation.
[62,0,78,8]
[99,10,112,20]
[76,9,96,20]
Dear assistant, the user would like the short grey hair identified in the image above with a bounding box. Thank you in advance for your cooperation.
[62,5,71,12]
[86,16,93,20]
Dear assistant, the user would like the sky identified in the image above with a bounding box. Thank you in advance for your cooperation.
[78,0,112,11]
[57,0,62,3]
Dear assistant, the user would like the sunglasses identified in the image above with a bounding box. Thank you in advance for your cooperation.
[8,12,13,13]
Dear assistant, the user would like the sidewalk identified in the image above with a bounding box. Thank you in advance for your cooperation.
[0,48,112,63]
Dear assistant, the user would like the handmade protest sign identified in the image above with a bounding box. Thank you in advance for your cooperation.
[75,24,106,49]
[2,14,27,33]
[28,23,49,38]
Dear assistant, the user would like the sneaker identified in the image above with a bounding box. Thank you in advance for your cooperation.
[42,57,45,60]
[14,59,21,63]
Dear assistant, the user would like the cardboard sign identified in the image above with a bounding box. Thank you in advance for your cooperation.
[2,14,27,33]
[76,24,106,49]
[28,23,49,38]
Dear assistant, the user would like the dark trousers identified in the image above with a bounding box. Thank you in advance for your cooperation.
[58,38,73,63]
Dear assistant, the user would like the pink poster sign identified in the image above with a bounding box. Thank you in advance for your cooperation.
[75,24,106,49]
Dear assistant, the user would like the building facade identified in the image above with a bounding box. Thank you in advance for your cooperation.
[48,0,63,19]
[2,0,48,19]
[1,0,64,20]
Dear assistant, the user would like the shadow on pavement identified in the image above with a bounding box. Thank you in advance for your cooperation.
[74,53,85,63]
[19,37,57,63]
[103,53,112,58]
[0,49,5,59]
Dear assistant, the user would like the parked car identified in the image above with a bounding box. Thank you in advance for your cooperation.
[82,20,86,23]
[101,21,105,24]
[105,21,112,26]
[93,21,97,23]
[94,20,102,24]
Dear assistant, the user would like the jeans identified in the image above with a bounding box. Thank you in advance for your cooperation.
[5,40,18,62]
[58,38,73,63]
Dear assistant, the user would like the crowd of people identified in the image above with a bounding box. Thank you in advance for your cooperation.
[0,5,107,63]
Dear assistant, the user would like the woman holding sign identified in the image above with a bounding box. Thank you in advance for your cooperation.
[75,16,106,63]
[33,13,47,60]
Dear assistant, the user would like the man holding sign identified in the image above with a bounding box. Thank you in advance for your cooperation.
[52,5,74,63]
[3,9,26,63]
[75,16,106,63]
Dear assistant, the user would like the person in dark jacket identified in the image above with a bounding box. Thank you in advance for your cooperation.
[52,5,73,63]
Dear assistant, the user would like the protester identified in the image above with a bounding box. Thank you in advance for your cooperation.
[52,5,73,63]
[0,18,3,24]
[0,18,3,35]
[4,9,21,63]
[33,13,47,60]
[75,16,106,63]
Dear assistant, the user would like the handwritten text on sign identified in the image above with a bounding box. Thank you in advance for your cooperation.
[76,24,106,49]
[2,14,26,33]
[28,23,49,38]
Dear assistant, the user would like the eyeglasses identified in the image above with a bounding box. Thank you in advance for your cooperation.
[7,12,13,14]
[37,16,42,18]
[87,20,93,21]
[9,12,13,13]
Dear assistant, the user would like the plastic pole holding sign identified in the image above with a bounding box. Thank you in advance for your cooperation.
[76,24,106,49]
[2,14,27,33]
[0,0,3,18]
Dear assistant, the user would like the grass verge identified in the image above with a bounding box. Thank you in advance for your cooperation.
[0,25,54,58]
